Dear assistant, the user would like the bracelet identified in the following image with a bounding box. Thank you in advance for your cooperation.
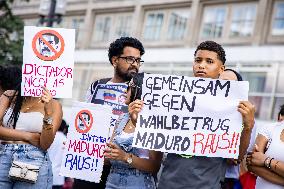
[241,123,253,133]
[264,157,270,168]
[42,123,53,131]
[43,117,53,125]
[269,158,274,169]
[275,161,280,171]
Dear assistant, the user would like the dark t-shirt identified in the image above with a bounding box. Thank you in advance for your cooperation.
[158,153,227,189]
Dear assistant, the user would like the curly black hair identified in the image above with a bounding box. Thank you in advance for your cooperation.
[194,41,226,64]
[108,37,145,65]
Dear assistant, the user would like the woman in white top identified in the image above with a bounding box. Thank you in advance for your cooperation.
[247,119,284,189]
[0,68,62,189]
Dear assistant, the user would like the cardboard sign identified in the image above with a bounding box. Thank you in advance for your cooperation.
[133,74,249,159]
[21,26,75,98]
[60,102,112,182]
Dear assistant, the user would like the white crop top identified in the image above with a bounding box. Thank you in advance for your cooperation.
[2,108,44,133]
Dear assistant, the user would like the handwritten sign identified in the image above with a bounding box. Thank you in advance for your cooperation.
[133,74,249,159]
[21,26,75,98]
[60,102,112,182]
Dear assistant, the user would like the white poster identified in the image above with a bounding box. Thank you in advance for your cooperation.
[21,26,75,98]
[133,73,249,159]
[60,102,112,182]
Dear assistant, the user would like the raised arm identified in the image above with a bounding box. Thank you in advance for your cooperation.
[39,87,63,150]
[237,101,255,161]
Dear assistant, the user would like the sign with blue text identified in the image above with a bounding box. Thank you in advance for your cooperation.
[60,102,112,182]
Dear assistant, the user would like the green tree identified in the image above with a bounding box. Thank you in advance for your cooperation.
[0,0,25,65]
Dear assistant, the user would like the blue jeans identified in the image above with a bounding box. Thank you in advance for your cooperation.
[106,166,156,189]
[0,144,53,189]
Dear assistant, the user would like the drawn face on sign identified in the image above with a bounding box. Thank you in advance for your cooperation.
[38,33,60,57]
[78,112,91,130]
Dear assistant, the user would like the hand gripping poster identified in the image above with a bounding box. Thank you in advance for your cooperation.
[60,102,112,182]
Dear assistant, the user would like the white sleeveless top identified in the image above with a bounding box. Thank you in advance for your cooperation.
[256,121,284,189]
[2,108,44,133]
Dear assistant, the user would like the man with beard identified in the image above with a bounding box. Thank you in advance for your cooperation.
[72,37,145,189]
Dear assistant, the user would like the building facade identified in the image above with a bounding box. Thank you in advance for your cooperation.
[12,0,284,121]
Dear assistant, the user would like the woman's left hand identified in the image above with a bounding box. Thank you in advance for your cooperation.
[41,86,53,116]
[246,145,266,166]
[104,142,128,162]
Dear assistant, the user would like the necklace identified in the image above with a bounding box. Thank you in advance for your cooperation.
[23,97,42,111]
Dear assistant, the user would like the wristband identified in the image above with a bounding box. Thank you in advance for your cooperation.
[264,157,270,168]
[43,117,53,125]
[126,154,133,165]
[268,158,274,169]
[42,124,53,131]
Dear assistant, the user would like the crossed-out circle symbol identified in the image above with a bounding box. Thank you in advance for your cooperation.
[32,29,65,61]
[75,110,94,134]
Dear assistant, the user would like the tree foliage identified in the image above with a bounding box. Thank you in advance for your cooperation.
[0,0,25,65]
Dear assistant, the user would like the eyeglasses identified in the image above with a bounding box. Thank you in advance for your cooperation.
[118,56,144,66]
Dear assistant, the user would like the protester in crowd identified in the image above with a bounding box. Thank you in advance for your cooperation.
[247,105,284,189]
[219,69,244,189]
[104,73,163,189]
[127,41,255,189]
[48,119,68,189]
[0,66,63,188]
[238,98,284,189]
[72,36,145,189]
